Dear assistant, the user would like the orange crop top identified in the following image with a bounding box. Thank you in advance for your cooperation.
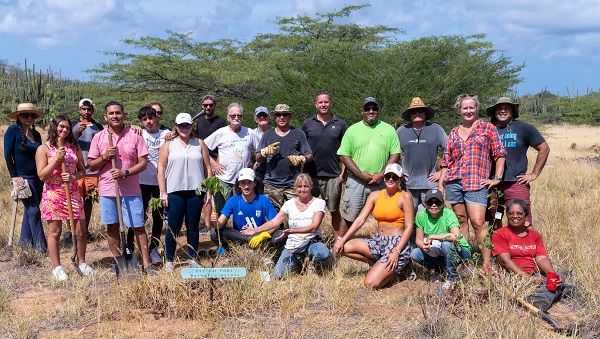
[372,190,405,227]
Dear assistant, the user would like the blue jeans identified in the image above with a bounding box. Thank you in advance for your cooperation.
[165,190,202,262]
[18,178,47,252]
[410,241,471,279]
[274,241,330,279]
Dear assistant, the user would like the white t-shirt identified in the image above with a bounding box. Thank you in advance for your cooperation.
[139,127,169,185]
[281,197,326,251]
[204,126,257,184]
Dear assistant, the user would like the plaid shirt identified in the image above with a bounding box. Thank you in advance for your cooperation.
[441,119,506,191]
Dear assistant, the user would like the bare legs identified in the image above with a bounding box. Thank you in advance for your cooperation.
[451,202,491,265]
[340,239,397,289]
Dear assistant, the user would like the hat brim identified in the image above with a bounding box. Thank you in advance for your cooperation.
[402,107,435,121]
[7,109,45,120]
[486,103,519,120]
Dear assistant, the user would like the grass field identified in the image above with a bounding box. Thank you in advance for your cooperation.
[0,124,598,338]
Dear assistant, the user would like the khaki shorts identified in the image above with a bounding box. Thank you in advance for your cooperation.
[78,174,99,196]
[342,174,384,222]
[311,176,342,212]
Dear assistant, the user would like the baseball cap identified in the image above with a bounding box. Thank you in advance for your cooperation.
[254,106,269,116]
[79,98,94,108]
[383,163,403,177]
[424,188,444,204]
[362,97,380,107]
[175,113,193,125]
[238,168,256,181]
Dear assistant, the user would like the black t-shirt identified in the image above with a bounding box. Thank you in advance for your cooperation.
[258,127,312,187]
[495,120,545,181]
[196,114,227,159]
[301,114,347,178]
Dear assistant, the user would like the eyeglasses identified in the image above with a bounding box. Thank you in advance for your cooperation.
[275,113,290,118]
[202,103,214,108]
[228,114,243,119]
[426,199,442,206]
[19,113,37,119]
[507,211,525,216]
[176,123,192,130]
[383,173,400,181]
[363,106,379,112]
[458,94,478,99]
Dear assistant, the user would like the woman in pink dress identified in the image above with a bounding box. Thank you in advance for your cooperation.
[36,115,94,280]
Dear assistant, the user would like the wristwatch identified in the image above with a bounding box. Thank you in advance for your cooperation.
[491,175,501,180]
[124,170,130,178]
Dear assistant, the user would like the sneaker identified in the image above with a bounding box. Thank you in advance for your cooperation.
[143,265,158,276]
[164,262,175,273]
[188,260,202,268]
[52,266,68,281]
[149,248,162,265]
[78,262,97,276]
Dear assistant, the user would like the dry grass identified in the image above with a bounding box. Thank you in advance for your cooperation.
[0,124,599,337]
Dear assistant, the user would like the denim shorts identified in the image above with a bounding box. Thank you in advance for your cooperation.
[444,180,488,206]
[100,194,144,227]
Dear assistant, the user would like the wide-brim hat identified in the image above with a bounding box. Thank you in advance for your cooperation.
[486,97,519,123]
[8,103,45,120]
[402,97,434,121]
[271,104,295,115]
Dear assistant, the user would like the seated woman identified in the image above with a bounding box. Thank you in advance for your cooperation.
[410,188,471,287]
[492,199,570,312]
[261,173,331,279]
[334,164,414,289]
[212,168,282,247]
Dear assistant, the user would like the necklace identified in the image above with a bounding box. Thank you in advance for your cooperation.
[412,127,423,142]
[275,127,290,137]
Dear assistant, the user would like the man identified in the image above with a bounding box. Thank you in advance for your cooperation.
[195,95,227,229]
[88,101,155,275]
[71,98,104,243]
[302,91,348,240]
[256,104,313,208]
[204,103,257,215]
[145,101,170,130]
[485,97,550,229]
[126,106,169,265]
[396,97,447,213]
[250,106,272,193]
[337,97,401,226]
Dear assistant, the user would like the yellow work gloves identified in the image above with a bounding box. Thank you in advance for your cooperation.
[260,142,280,157]
[287,155,306,166]
[249,232,272,248]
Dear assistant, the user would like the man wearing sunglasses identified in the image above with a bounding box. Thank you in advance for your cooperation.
[396,97,447,214]
[338,97,400,227]
[302,91,348,241]
[256,104,312,209]
[195,95,227,230]
[411,188,471,288]
[204,103,258,215]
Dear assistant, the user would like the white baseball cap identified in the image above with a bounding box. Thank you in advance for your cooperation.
[383,163,403,177]
[175,113,193,125]
[238,168,256,181]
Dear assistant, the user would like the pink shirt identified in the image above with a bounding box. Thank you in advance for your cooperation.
[88,127,149,197]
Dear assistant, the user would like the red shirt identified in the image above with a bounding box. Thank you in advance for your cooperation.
[441,119,506,191]
[492,226,548,275]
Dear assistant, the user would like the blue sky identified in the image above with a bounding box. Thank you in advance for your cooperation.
[1,0,599,97]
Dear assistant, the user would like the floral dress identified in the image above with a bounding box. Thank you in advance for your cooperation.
[41,143,84,220]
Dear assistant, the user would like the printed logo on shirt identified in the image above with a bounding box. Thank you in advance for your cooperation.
[245,216,258,228]
[237,211,244,216]
[256,210,261,218]
[509,244,536,250]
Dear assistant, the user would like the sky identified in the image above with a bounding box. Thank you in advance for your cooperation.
[2,0,600,97]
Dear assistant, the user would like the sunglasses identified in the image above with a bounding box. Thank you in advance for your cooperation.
[176,123,192,130]
[363,106,379,112]
[228,114,243,119]
[202,103,214,108]
[426,199,442,206]
[274,113,290,117]
[507,211,525,216]
[256,113,269,118]
[458,93,477,98]
[19,113,38,119]
[411,109,427,114]
[155,111,163,115]
[383,173,400,181]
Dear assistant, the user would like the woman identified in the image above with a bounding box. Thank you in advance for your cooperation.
[438,94,506,270]
[212,168,281,247]
[157,113,212,272]
[35,115,94,280]
[262,174,330,279]
[3,103,47,252]
[334,164,414,289]
[492,199,570,312]
[411,188,471,288]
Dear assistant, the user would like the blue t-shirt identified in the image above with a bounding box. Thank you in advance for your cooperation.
[220,194,278,231]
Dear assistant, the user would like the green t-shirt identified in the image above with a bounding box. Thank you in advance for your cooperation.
[415,207,471,251]
[337,120,400,174]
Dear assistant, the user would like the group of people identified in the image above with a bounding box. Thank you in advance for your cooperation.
[3,92,568,311]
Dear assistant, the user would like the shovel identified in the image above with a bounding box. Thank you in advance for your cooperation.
[58,138,83,276]
[0,199,17,262]
[108,132,140,279]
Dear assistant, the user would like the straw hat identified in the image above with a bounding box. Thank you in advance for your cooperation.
[271,104,295,115]
[402,97,434,121]
[8,103,45,120]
